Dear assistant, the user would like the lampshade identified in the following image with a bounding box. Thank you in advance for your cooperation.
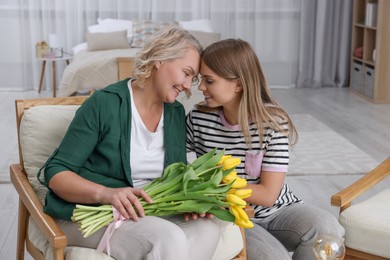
[49,34,59,48]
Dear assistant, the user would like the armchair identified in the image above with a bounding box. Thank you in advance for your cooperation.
[10,96,251,260]
[331,157,390,259]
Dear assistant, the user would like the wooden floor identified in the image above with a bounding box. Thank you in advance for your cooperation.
[1,87,390,259]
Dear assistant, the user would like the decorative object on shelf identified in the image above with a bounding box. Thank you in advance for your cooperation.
[35,41,50,58]
[365,2,378,27]
[373,48,376,62]
[313,234,345,260]
[48,34,63,58]
[353,46,363,59]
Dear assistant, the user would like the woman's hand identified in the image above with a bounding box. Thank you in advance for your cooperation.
[184,212,214,221]
[98,187,153,221]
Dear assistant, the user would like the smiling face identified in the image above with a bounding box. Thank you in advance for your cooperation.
[152,47,200,103]
[198,62,242,109]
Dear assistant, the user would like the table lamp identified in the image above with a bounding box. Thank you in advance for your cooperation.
[313,234,345,260]
[49,34,63,58]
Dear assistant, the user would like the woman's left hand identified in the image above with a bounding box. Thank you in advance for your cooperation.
[184,212,214,221]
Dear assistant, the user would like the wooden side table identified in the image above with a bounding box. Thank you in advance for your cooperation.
[38,55,72,97]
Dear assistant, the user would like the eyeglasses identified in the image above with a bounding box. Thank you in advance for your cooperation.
[191,75,201,86]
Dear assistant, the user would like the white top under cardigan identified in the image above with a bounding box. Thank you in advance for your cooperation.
[128,80,165,188]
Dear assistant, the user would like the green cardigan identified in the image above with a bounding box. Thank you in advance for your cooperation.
[38,79,187,220]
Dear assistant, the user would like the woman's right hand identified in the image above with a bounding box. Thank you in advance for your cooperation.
[98,187,153,221]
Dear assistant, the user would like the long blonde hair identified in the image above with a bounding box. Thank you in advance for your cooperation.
[133,26,203,86]
[199,39,298,147]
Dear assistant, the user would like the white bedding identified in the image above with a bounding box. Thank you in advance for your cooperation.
[59,48,140,96]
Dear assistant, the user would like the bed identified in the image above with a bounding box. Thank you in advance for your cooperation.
[58,19,221,97]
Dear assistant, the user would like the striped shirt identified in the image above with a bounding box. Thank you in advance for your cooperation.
[186,109,301,219]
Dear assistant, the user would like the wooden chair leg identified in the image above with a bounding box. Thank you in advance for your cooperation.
[52,61,56,97]
[16,200,28,260]
[38,61,46,94]
[233,227,247,259]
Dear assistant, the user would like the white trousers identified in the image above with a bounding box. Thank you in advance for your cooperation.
[57,215,221,260]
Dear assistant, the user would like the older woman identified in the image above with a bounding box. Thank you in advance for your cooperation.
[38,26,221,260]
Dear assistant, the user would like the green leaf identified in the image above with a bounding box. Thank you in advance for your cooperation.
[208,207,235,222]
[182,166,198,195]
[157,200,214,214]
[210,170,223,188]
[190,148,217,170]
[194,149,225,175]
[187,169,221,192]
[222,168,235,178]
[152,192,228,207]
[147,174,184,197]
[197,183,233,195]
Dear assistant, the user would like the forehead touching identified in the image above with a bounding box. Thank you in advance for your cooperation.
[200,61,216,78]
[174,47,201,75]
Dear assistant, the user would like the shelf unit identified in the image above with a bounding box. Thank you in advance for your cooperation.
[350,0,390,103]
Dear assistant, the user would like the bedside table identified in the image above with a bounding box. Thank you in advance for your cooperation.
[37,55,72,97]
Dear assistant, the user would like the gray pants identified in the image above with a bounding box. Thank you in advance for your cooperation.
[246,203,345,260]
[57,215,221,260]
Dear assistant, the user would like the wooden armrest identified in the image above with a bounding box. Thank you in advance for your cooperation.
[245,205,255,218]
[331,157,390,209]
[10,164,67,249]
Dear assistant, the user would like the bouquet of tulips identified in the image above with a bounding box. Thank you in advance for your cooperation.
[71,148,254,238]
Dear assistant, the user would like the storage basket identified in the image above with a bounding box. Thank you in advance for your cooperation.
[351,61,364,93]
[364,65,375,98]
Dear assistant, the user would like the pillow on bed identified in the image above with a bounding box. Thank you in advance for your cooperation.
[131,20,179,48]
[86,30,130,51]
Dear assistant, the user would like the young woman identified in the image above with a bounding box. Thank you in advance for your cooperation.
[39,26,221,260]
[186,39,344,260]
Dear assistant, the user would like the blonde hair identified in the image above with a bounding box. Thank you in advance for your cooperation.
[133,26,203,86]
[199,39,298,147]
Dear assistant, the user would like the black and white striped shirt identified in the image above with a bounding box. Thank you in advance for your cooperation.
[186,109,301,219]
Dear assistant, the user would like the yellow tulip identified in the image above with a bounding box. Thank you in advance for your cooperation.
[230,205,254,228]
[234,189,252,199]
[217,155,232,166]
[226,194,247,207]
[231,178,247,189]
[228,189,237,194]
[222,171,237,183]
[235,218,254,228]
[222,157,241,171]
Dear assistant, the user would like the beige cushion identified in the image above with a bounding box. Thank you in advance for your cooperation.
[339,188,390,258]
[22,104,243,259]
[86,30,130,51]
[131,20,179,48]
[20,105,80,204]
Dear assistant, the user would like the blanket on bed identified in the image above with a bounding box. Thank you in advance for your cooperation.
[59,48,140,96]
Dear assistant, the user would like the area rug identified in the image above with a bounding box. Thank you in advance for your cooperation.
[288,114,379,175]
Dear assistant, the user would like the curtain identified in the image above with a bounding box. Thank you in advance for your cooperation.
[297,0,353,88]
[0,0,352,91]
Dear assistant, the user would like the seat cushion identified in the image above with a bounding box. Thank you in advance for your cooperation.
[28,216,242,260]
[339,188,390,258]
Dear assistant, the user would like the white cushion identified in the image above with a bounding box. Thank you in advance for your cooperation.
[339,188,390,258]
[22,105,243,259]
[20,105,80,204]
[71,42,88,55]
[179,19,214,33]
[89,18,133,42]
[98,18,133,38]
